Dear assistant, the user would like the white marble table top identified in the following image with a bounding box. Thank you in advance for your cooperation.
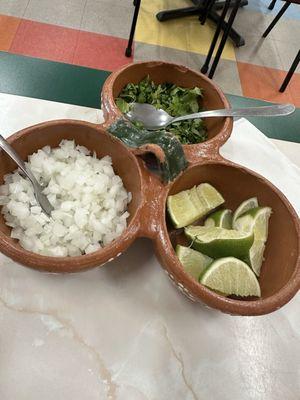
[0,93,299,400]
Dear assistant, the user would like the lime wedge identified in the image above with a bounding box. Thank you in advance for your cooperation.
[233,207,271,276]
[248,240,266,276]
[233,197,258,225]
[204,209,232,229]
[233,207,272,241]
[167,183,224,228]
[185,226,254,259]
[188,186,206,211]
[200,257,261,297]
[176,245,212,280]
[197,183,224,209]
[167,190,198,229]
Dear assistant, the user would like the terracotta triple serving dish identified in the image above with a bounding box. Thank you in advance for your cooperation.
[0,62,298,316]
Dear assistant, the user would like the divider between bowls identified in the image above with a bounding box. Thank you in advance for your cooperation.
[134,158,169,240]
[182,119,233,165]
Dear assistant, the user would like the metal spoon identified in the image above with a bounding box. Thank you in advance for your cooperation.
[0,135,54,216]
[126,103,296,131]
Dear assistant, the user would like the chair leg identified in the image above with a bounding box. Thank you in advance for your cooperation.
[208,0,242,79]
[279,50,300,92]
[262,1,291,38]
[268,0,277,10]
[125,0,141,57]
[201,0,230,74]
[199,0,213,25]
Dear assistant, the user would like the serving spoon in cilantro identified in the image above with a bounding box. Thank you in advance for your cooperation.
[115,76,208,144]
[115,77,294,144]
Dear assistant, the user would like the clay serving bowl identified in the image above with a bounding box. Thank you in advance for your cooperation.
[0,109,298,316]
[150,147,300,316]
[0,120,146,273]
[101,61,233,159]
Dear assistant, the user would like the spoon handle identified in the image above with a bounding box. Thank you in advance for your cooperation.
[0,134,40,189]
[171,104,296,124]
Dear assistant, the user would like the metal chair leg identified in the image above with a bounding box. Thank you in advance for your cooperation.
[262,1,291,38]
[125,0,141,57]
[279,50,300,92]
[199,0,213,24]
[201,0,230,74]
[268,0,277,10]
[208,0,242,79]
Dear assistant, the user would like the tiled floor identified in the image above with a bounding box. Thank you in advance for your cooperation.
[0,0,299,105]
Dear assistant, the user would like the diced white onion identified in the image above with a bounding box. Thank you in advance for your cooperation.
[1,140,131,257]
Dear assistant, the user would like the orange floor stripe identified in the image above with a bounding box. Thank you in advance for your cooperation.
[10,19,79,64]
[237,61,300,107]
[8,17,131,71]
[0,15,20,51]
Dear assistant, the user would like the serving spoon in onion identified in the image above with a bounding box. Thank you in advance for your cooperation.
[0,134,53,216]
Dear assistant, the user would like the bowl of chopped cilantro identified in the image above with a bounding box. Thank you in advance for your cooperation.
[116,76,207,144]
[101,61,233,151]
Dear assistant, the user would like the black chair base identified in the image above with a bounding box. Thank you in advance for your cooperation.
[125,0,247,57]
[156,0,247,48]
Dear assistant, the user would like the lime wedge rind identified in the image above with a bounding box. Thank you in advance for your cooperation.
[232,197,258,225]
[204,209,232,229]
[185,226,254,260]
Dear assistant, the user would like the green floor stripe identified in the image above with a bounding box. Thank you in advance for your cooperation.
[0,52,110,109]
[0,52,299,142]
[227,95,300,143]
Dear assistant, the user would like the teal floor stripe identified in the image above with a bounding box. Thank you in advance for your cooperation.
[228,95,300,143]
[0,52,110,109]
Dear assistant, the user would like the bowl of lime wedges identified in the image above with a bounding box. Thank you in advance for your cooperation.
[154,160,299,316]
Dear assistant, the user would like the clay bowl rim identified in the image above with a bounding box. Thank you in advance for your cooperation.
[155,159,300,316]
[0,119,144,273]
[101,60,233,152]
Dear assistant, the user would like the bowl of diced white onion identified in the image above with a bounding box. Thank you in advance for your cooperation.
[0,120,144,272]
